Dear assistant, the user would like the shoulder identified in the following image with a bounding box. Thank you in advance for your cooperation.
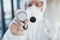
[43,18,55,27]
[43,18,51,24]
[43,18,56,31]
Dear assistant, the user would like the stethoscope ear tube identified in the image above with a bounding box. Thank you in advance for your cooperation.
[23,25,28,30]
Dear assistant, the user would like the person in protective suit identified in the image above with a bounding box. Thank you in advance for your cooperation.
[2,0,57,40]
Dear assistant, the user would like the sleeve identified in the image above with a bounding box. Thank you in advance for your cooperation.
[2,29,28,40]
[44,19,57,40]
[54,21,60,40]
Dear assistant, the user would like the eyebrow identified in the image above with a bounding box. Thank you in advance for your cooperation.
[40,1,43,4]
[37,1,43,5]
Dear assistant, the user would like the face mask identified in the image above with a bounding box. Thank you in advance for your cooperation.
[26,5,43,23]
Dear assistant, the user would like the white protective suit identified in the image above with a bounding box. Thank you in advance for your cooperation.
[3,0,57,40]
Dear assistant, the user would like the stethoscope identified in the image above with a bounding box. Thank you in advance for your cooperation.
[17,11,36,30]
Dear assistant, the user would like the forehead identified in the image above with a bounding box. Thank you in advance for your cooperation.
[28,0,43,4]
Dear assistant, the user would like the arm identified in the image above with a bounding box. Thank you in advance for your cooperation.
[44,19,57,40]
[2,10,28,40]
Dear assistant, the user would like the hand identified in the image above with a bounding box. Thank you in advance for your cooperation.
[9,10,28,36]
[10,18,28,36]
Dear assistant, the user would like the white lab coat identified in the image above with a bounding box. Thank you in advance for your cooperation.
[2,18,57,40]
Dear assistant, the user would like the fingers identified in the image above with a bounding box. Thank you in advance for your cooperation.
[10,18,25,35]
[24,20,28,25]
[23,20,28,30]
[10,23,19,35]
[15,18,28,30]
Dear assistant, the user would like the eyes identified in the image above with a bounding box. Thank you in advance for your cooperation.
[36,1,43,8]
[25,1,43,9]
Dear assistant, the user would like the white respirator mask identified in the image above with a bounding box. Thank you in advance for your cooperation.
[26,5,44,23]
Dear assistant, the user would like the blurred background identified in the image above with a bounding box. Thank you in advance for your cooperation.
[0,0,60,40]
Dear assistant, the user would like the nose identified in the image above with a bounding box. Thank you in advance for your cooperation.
[31,0,37,4]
